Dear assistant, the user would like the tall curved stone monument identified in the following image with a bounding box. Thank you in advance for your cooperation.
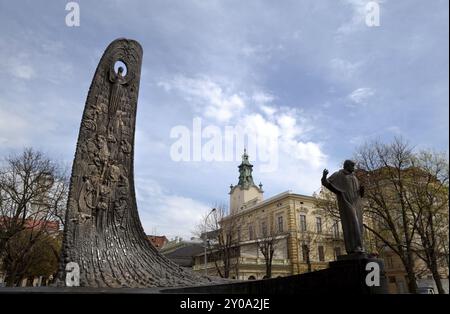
[57,38,210,288]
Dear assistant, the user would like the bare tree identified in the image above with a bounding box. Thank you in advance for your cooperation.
[406,151,449,294]
[314,189,340,220]
[256,224,282,279]
[194,204,240,279]
[354,138,419,293]
[438,222,449,272]
[354,137,449,294]
[297,220,323,273]
[314,139,449,293]
[0,148,69,286]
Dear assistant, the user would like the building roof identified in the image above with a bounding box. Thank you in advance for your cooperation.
[0,216,60,233]
[222,190,316,221]
[160,241,204,267]
[147,235,168,250]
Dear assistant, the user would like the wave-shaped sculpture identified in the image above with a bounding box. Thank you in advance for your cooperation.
[57,38,211,288]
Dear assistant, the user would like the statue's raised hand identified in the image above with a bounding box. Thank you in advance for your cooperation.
[322,169,329,178]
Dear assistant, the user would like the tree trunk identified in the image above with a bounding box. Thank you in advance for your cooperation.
[431,267,445,294]
[404,260,418,294]
[5,265,18,287]
[4,257,16,287]
[266,262,272,278]
[5,273,15,287]
[429,253,445,294]
[224,253,230,279]
[305,246,312,272]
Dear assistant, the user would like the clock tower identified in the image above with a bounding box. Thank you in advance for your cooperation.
[229,149,264,214]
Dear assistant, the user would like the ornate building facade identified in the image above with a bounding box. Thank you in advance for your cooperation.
[193,150,345,280]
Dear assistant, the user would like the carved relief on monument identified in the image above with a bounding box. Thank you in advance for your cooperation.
[57,39,212,288]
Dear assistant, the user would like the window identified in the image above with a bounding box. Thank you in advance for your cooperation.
[299,215,307,232]
[333,221,340,238]
[248,225,254,240]
[316,217,322,234]
[261,221,268,237]
[277,216,284,233]
[318,245,325,262]
[302,244,309,262]
[334,247,341,260]
[237,227,241,242]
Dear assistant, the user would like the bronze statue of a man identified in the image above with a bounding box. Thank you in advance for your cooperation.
[321,160,365,254]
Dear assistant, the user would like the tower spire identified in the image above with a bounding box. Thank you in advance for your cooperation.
[229,149,264,214]
[238,149,254,187]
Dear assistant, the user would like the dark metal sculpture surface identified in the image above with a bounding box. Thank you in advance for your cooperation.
[321,160,365,255]
[57,39,210,288]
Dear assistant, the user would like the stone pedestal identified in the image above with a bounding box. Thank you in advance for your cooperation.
[336,252,369,261]
[328,255,389,294]
[162,255,390,294]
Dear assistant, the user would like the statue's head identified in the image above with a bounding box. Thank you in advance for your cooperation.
[343,160,356,173]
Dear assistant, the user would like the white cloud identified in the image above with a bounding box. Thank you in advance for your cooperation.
[348,87,375,105]
[277,113,326,169]
[11,64,35,80]
[160,75,327,173]
[277,114,298,137]
[252,91,274,105]
[0,107,29,146]
[136,178,210,239]
[297,143,327,167]
[0,39,35,80]
[252,92,278,117]
[156,81,172,92]
[158,76,245,123]
[260,157,326,195]
[330,58,362,79]
[241,45,259,57]
[0,35,74,84]
[336,0,386,36]
[239,110,327,172]
[336,0,369,35]
[0,54,36,80]
[260,104,277,116]
[386,125,402,135]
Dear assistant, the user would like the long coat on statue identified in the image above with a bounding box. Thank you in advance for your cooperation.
[327,169,364,253]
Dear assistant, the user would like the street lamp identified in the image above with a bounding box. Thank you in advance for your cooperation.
[204,207,216,276]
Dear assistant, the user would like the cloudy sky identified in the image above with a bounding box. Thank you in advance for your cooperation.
[0,0,448,239]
